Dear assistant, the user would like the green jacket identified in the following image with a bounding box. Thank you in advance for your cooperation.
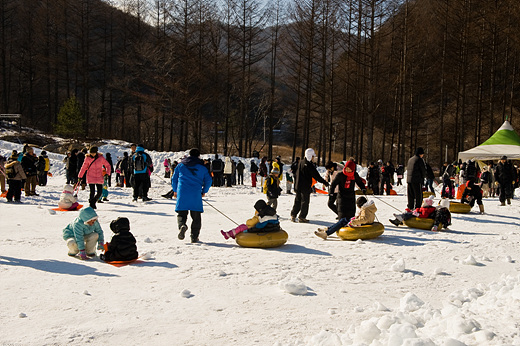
[62,207,104,250]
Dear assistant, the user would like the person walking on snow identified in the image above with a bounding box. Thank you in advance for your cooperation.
[290,148,329,223]
[406,147,427,210]
[495,155,516,206]
[78,146,111,210]
[172,148,213,243]
[130,145,153,202]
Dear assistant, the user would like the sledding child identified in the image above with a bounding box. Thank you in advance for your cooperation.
[221,199,281,239]
[99,217,138,262]
[58,184,79,210]
[461,178,484,214]
[265,167,282,211]
[62,207,105,259]
[314,196,376,240]
[389,195,450,231]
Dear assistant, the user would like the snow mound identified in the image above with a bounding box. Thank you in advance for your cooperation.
[279,277,308,296]
[391,258,406,272]
[181,289,193,298]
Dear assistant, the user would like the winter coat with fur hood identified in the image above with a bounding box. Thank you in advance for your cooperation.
[78,153,111,185]
[349,200,377,226]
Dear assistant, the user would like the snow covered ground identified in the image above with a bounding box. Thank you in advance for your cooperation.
[1,139,520,346]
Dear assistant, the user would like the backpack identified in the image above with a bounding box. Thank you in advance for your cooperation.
[5,165,16,179]
[134,152,146,172]
[37,158,46,171]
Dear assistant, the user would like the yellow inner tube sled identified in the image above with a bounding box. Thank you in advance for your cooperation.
[355,188,374,195]
[423,191,435,198]
[403,217,442,230]
[235,230,288,248]
[336,222,384,241]
[449,201,472,214]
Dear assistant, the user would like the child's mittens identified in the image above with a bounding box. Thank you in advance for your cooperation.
[347,217,356,227]
[79,250,87,260]
[412,210,420,217]
[97,242,105,251]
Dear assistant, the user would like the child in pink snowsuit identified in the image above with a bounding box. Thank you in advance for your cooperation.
[220,200,280,239]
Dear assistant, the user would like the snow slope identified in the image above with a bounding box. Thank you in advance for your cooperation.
[1,139,520,346]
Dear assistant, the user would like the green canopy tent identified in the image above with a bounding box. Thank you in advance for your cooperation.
[458,121,520,161]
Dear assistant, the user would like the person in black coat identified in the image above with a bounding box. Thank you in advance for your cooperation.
[495,156,516,205]
[329,160,366,220]
[461,178,484,214]
[105,153,114,187]
[290,148,329,223]
[100,217,138,262]
[425,162,435,194]
[69,149,78,184]
[367,162,380,195]
[250,159,259,188]
[211,154,224,187]
[406,147,427,210]
[121,152,130,187]
[380,161,395,195]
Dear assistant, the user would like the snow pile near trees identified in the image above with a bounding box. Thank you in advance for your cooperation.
[1,136,520,346]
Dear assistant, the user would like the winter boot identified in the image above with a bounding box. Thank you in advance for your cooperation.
[393,213,404,222]
[290,216,296,223]
[431,225,438,232]
[298,218,309,223]
[220,230,231,240]
[507,198,511,205]
[500,202,506,206]
[389,218,401,227]
[178,224,188,240]
[162,190,174,199]
[479,204,485,214]
[314,228,328,240]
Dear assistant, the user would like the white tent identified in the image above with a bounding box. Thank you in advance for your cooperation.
[458,121,520,161]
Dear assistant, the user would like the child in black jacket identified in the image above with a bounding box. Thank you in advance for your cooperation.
[100,217,138,262]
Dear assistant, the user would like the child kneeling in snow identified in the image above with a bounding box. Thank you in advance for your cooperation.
[62,207,105,259]
[58,184,79,210]
[221,199,281,239]
[100,217,138,262]
[314,196,376,240]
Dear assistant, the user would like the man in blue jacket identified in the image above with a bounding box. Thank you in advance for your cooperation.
[172,148,213,243]
[131,145,153,202]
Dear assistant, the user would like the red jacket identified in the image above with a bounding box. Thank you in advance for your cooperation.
[78,153,111,184]
[414,206,436,218]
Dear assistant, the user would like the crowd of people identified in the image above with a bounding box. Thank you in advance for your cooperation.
[2,142,519,255]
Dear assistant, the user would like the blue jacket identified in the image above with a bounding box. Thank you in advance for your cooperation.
[62,207,105,250]
[171,156,212,212]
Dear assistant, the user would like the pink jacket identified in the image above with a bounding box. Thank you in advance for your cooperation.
[78,153,111,184]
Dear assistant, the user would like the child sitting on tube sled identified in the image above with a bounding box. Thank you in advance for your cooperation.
[100,217,138,262]
[314,196,376,240]
[221,199,281,239]
[389,196,450,232]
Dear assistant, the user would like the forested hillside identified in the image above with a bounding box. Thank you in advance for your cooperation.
[1,0,519,165]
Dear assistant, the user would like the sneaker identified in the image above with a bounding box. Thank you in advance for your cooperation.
[298,218,309,223]
[97,199,104,203]
[102,197,109,202]
[431,225,438,232]
[314,229,328,240]
[178,224,188,240]
[389,218,401,227]
[291,216,297,222]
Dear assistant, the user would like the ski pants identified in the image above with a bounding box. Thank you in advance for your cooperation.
[177,210,202,240]
[66,233,99,255]
[251,173,257,187]
[89,184,103,208]
[291,189,311,219]
[6,179,22,201]
[133,173,150,199]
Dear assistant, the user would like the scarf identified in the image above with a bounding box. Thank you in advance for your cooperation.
[343,160,356,189]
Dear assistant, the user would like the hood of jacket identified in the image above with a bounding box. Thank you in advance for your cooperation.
[110,217,130,233]
[181,156,203,167]
[78,207,98,223]
[136,146,145,153]
[361,199,376,212]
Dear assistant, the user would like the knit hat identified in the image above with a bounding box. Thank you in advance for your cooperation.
[305,148,315,161]
[422,195,434,207]
[110,217,130,234]
[415,147,425,156]
[254,199,267,212]
[501,155,507,160]
[41,151,47,155]
[63,184,74,193]
[344,160,356,172]
[89,146,98,154]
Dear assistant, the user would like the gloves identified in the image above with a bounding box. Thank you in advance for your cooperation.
[97,242,105,251]
[79,250,87,260]
[412,210,419,217]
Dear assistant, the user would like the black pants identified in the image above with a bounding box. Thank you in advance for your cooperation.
[237,172,244,185]
[6,179,22,201]
[337,194,357,220]
[368,180,379,195]
[226,174,232,187]
[177,210,202,240]
[499,183,513,203]
[327,193,338,215]
[407,182,423,210]
[380,177,391,195]
[133,173,150,199]
[291,190,311,219]
[89,184,103,208]
[38,171,48,186]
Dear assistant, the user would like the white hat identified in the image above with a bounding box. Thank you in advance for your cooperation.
[305,148,315,161]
